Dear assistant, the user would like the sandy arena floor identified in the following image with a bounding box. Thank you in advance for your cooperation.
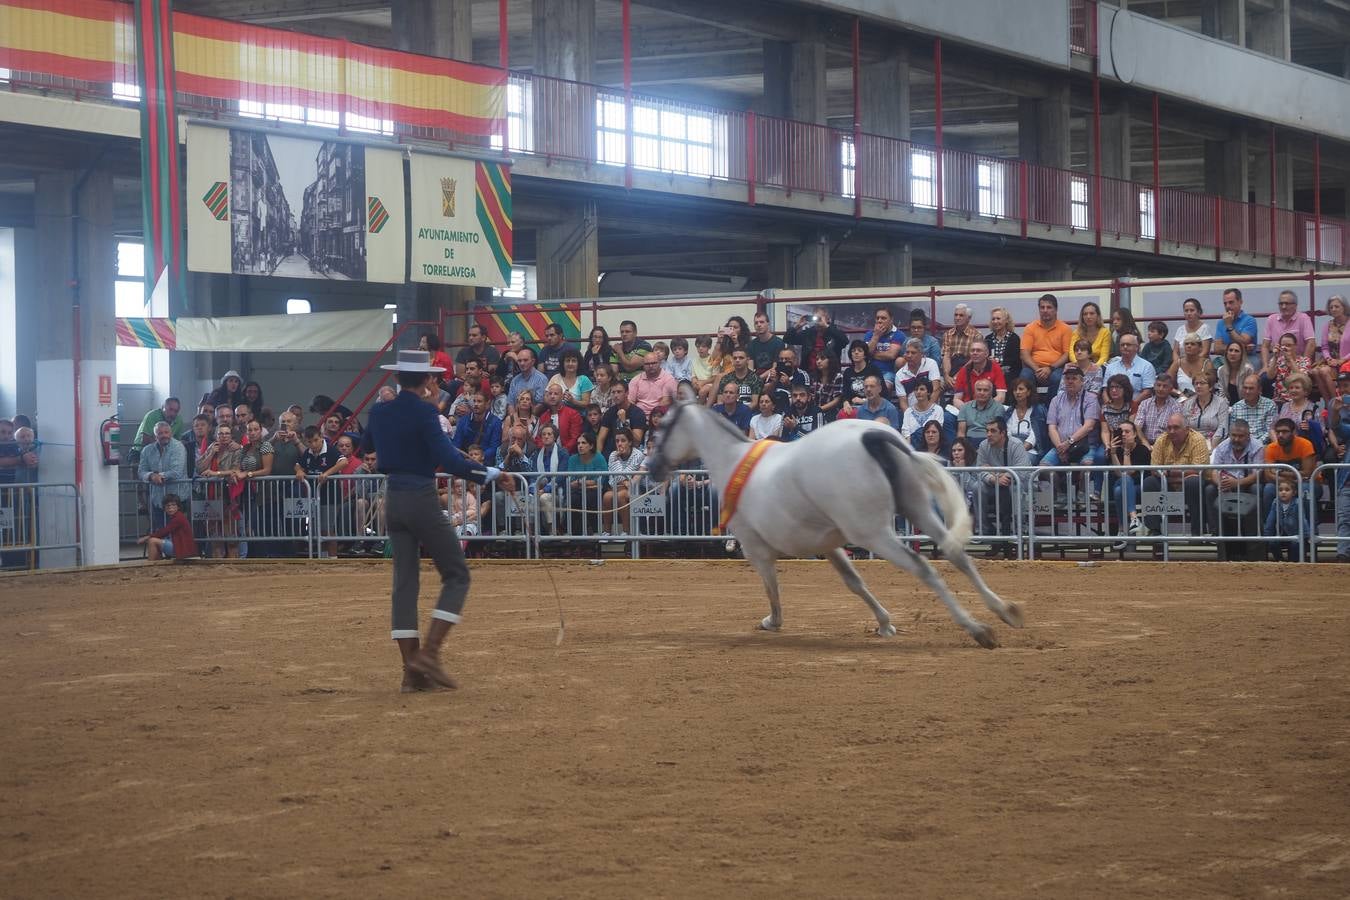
[2,559,1348,899]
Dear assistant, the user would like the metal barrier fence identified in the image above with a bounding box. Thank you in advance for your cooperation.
[1024,463,1307,561]
[0,482,81,571]
[113,461,1347,563]
[1310,463,1350,562]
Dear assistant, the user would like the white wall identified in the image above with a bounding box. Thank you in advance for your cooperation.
[1,228,38,420]
[0,229,14,417]
[194,274,403,426]
[1097,4,1350,144]
[808,0,1071,68]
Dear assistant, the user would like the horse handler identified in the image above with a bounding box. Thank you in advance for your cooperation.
[363,349,510,693]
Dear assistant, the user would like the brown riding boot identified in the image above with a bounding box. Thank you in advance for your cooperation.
[407,618,458,689]
[396,636,433,693]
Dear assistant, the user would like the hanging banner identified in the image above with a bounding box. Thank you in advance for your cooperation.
[186,123,406,284]
[116,310,394,352]
[134,0,186,314]
[409,152,512,289]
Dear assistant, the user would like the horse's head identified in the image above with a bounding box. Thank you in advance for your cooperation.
[646,381,700,482]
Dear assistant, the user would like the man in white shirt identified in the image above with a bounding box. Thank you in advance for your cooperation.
[893,338,943,410]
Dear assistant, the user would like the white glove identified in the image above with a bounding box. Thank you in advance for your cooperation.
[484,465,502,482]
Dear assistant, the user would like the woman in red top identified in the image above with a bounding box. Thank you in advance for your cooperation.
[420,333,455,376]
[138,494,198,560]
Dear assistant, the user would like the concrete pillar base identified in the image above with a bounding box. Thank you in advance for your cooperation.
[862,241,913,287]
[35,168,119,568]
[536,202,599,300]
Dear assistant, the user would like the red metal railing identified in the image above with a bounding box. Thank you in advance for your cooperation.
[1159,186,1215,249]
[3,0,1347,272]
[1025,163,1079,231]
[1069,0,1094,56]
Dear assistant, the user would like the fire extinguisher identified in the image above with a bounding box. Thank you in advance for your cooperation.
[100,415,121,467]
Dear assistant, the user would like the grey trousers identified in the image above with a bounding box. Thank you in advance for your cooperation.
[385,486,470,638]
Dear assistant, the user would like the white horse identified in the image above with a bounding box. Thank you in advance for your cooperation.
[647,384,1023,648]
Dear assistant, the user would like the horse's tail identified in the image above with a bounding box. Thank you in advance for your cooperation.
[861,427,972,558]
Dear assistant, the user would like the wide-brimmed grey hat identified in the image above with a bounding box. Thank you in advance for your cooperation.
[380,350,445,373]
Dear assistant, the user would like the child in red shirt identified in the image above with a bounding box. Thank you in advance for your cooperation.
[138,494,198,560]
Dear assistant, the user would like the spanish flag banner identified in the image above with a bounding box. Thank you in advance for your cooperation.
[409,151,513,290]
[173,13,505,137]
[0,0,135,85]
[0,2,504,139]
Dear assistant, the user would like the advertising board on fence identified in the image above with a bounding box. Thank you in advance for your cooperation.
[187,123,406,284]
[409,152,513,290]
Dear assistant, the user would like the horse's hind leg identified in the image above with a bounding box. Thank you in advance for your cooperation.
[826,548,895,637]
[743,543,784,631]
[859,529,998,649]
[942,546,1024,628]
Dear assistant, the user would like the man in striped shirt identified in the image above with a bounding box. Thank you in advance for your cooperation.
[1228,373,1278,445]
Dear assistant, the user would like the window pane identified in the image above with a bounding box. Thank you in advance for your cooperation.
[660,109,686,140]
[633,135,659,169]
[687,115,713,144]
[114,280,145,317]
[602,131,626,165]
[911,151,932,177]
[117,347,151,385]
[633,104,659,135]
[117,242,144,279]
[286,298,311,315]
[687,145,713,177]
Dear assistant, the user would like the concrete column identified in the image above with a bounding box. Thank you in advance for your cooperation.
[1098,97,1132,181]
[391,0,472,59]
[765,245,793,290]
[1017,84,1071,170]
[1203,127,1249,201]
[1201,0,1245,44]
[860,47,911,139]
[1043,259,1075,282]
[1253,135,1294,208]
[861,240,912,288]
[533,0,595,83]
[535,201,598,300]
[1248,0,1290,60]
[34,169,119,566]
[794,232,831,290]
[761,38,827,125]
[1020,84,1072,225]
[858,48,912,201]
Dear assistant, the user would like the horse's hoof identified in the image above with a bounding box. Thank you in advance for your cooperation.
[758,617,781,632]
[970,624,998,649]
[876,623,897,637]
[998,602,1025,629]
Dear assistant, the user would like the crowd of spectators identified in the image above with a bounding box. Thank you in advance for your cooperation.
[9,287,1344,565]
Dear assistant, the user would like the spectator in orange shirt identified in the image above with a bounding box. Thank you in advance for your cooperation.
[1261,416,1316,521]
[1019,293,1074,402]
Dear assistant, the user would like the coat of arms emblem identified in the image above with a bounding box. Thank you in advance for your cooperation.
[440,177,457,217]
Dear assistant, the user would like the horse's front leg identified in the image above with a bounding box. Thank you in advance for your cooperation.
[743,545,783,631]
[826,548,895,636]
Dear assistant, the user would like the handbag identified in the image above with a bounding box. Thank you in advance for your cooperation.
[1216,491,1258,516]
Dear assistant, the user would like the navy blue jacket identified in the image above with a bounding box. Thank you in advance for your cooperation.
[363,389,489,489]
